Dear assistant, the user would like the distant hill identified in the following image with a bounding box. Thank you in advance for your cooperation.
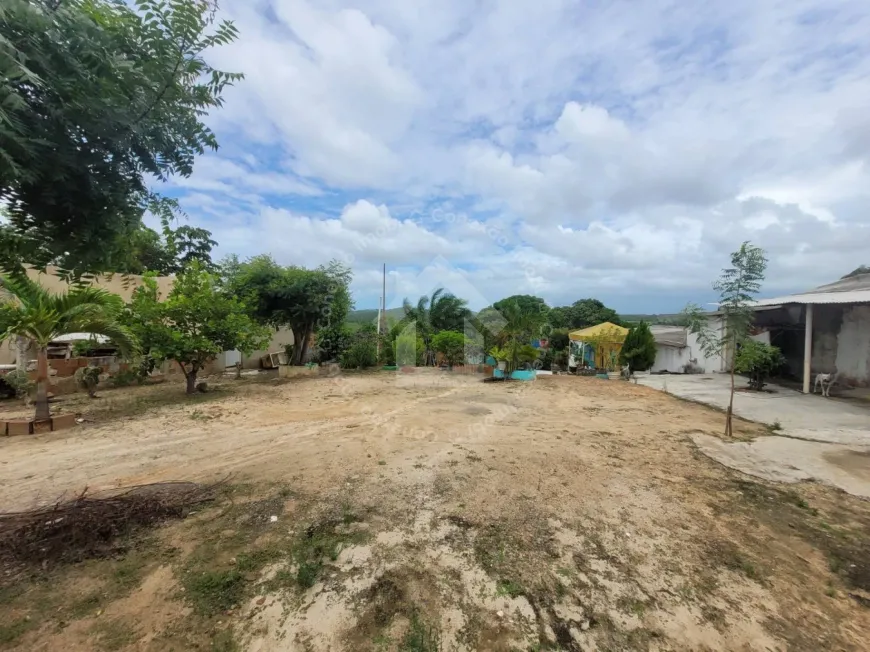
[620,313,686,326]
[346,307,406,327]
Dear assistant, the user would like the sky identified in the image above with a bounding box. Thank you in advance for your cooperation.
[160,0,870,313]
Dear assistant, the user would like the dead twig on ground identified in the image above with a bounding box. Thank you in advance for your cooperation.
[0,480,225,572]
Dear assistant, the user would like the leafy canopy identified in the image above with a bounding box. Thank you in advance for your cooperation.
[0,0,241,271]
[619,321,657,372]
[124,263,269,380]
[685,241,768,359]
[223,256,352,365]
[735,340,784,391]
[431,330,466,367]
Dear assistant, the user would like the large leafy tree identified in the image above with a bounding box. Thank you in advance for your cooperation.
[124,264,269,393]
[685,242,767,437]
[223,256,351,365]
[492,295,549,325]
[0,0,241,272]
[0,266,137,420]
[549,298,621,330]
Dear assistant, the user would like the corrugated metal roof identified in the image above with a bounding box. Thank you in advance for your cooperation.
[753,273,870,306]
[650,326,687,347]
[50,333,109,343]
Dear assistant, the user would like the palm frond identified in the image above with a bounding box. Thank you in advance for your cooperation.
[0,267,52,309]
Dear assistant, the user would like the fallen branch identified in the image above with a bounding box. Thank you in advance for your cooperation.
[0,480,224,571]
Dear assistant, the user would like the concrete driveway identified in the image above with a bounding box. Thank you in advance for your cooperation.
[635,373,870,497]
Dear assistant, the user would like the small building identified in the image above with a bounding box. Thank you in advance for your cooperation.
[751,273,870,392]
[649,323,727,374]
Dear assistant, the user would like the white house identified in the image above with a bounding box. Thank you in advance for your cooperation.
[649,322,727,374]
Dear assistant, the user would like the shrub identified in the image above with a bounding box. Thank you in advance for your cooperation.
[431,331,466,368]
[735,340,785,390]
[619,321,657,373]
[315,326,350,363]
[74,367,102,398]
[339,331,377,369]
[0,371,33,400]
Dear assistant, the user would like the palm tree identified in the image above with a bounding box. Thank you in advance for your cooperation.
[402,288,471,366]
[402,294,434,365]
[0,268,137,421]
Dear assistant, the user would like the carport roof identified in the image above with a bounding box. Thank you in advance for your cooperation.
[753,273,870,307]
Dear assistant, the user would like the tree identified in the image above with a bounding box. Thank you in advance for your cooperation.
[493,295,549,325]
[339,326,378,370]
[568,299,621,329]
[548,306,571,329]
[401,294,435,365]
[549,329,570,352]
[549,298,621,330]
[0,266,136,419]
[0,0,242,272]
[223,256,350,365]
[619,321,657,374]
[429,290,471,333]
[685,242,767,437]
[432,331,466,368]
[125,264,269,393]
[734,341,784,391]
[112,223,217,275]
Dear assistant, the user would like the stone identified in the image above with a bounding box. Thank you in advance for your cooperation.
[7,420,33,436]
[51,413,77,431]
[32,419,52,434]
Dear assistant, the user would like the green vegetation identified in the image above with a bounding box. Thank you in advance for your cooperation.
[123,264,269,393]
[619,320,657,373]
[0,264,136,418]
[431,331,466,367]
[222,255,353,365]
[401,611,441,652]
[685,242,768,437]
[734,340,785,390]
[183,569,246,616]
[0,0,241,273]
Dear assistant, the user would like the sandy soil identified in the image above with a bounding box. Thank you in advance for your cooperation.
[2,371,869,651]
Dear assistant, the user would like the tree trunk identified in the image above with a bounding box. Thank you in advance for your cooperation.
[186,370,198,394]
[726,349,736,438]
[16,336,29,374]
[34,347,50,421]
[298,326,311,364]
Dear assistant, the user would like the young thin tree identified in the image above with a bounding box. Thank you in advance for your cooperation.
[0,267,137,419]
[684,242,767,437]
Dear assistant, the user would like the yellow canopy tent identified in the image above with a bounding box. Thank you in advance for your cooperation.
[568,322,629,369]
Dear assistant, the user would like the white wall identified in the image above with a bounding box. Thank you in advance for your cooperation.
[651,317,726,374]
[835,306,870,385]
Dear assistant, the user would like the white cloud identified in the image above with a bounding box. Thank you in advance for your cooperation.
[171,0,870,311]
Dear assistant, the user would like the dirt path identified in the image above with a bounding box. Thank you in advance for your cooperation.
[2,371,869,651]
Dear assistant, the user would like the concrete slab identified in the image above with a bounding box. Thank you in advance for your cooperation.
[636,373,870,446]
[636,373,870,497]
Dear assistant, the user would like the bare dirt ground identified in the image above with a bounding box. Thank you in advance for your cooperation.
[1,371,869,651]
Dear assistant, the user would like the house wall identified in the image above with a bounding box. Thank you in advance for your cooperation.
[650,317,726,373]
[0,266,175,366]
[834,306,870,385]
[213,327,295,371]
